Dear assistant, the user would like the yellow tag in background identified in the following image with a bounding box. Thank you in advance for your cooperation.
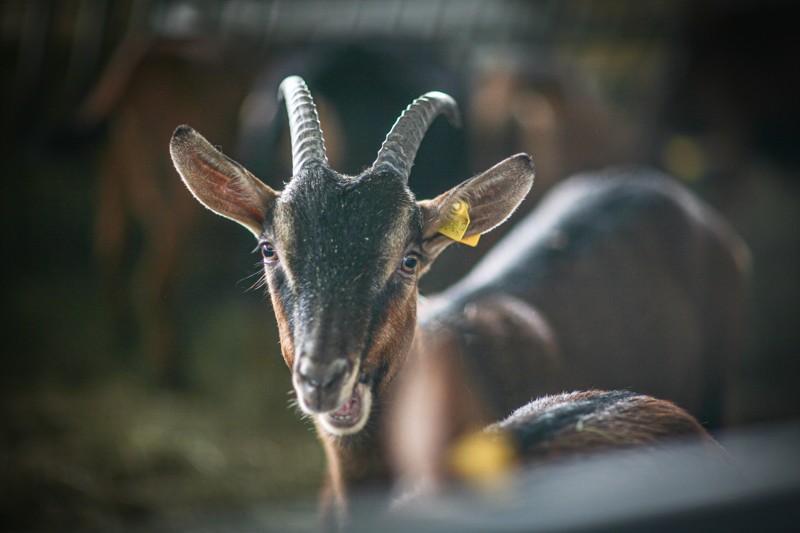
[447,430,517,487]
[438,201,481,247]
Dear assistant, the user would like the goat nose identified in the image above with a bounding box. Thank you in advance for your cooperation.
[296,358,349,394]
[297,359,348,389]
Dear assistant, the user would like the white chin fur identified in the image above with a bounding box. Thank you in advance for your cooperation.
[317,383,372,436]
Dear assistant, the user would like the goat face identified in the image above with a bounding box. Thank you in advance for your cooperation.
[170,76,534,438]
[264,164,422,434]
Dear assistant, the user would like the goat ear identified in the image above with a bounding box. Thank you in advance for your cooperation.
[419,154,534,259]
[170,125,278,238]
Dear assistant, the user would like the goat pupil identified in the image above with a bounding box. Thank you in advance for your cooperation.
[403,256,418,271]
[262,244,276,259]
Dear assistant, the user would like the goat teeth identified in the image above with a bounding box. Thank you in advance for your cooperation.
[330,391,361,422]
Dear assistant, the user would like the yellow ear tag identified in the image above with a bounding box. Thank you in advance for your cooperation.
[438,201,481,247]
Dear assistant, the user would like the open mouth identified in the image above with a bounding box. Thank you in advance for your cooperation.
[318,382,372,436]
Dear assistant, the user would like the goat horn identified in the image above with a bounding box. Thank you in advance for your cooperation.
[372,91,461,181]
[278,76,328,175]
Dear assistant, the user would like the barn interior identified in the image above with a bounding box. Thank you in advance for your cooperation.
[1,1,798,530]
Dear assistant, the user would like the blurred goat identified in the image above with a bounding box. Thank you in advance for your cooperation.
[85,38,253,384]
[388,338,729,497]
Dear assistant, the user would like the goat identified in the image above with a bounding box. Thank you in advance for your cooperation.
[86,38,254,385]
[169,76,749,520]
[388,339,728,499]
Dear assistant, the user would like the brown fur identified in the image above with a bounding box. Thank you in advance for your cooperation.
[363,289,418,399]
[270,288,296,369]
[390,339,727,492]
[490,391,719,462]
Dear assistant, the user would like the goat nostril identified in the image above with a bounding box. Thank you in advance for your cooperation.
[297,359,349,391]
[297,360,320,388]
[322,361,348,390]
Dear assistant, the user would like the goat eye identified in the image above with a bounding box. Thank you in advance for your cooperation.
[261,242,278,264]
[400,254,419,274]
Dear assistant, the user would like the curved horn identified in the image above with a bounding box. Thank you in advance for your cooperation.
[372,91,461,181]
[278,76,328,175]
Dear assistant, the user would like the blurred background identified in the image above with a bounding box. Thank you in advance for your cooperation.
[1,0,798,530]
